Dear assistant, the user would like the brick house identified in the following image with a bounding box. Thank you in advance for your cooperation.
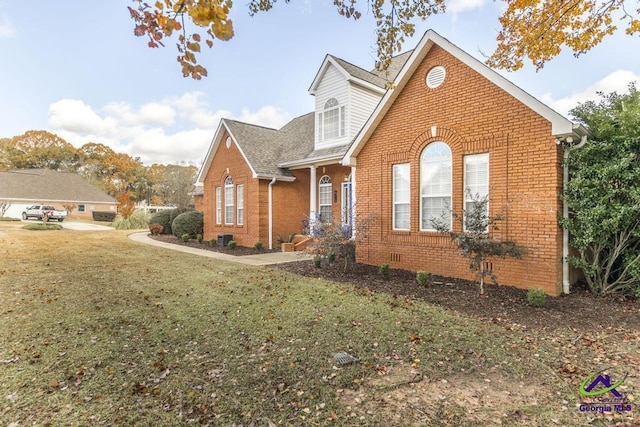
[195,53,410,249]
[197,30,586,295]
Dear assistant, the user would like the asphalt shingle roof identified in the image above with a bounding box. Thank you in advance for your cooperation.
[0,169,116,203]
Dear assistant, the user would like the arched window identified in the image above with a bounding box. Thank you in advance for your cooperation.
[224,176,234,225]
[318,175,332,223]
[318,98,345,141]
[420,142,452,230]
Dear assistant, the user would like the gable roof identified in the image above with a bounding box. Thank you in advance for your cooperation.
[343,30,588,165]
[196,114,315,183]
[0,169,116,204]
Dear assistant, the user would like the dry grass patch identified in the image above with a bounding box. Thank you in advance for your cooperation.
[0,223,637,426]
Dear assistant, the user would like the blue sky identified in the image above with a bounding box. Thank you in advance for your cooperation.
[1,0,639,165]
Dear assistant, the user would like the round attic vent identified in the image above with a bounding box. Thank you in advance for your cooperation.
[225,136,232,148]
[426,66,446,89]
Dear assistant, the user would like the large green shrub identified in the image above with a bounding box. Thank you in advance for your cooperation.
[149,210,172,235]
[170,206,194,223]
[172,210,203,239]
[92,211,117,222]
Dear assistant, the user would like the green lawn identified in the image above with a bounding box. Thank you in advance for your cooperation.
[0,222,636,426]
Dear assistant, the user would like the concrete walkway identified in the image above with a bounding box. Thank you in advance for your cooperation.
[128,232,311,266]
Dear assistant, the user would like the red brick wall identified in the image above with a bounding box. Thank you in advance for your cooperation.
[355,46,565,295]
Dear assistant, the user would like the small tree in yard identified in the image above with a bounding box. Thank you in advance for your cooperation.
[63,204,76,217]
[0,200,11,217]
[312,213,374,272]
[432,193,525,295]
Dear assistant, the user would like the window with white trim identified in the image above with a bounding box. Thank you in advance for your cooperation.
[236,184,244,226]
[318,175,332,223]
[393,163,410,230]
[420,142,452,231]
[224,176,234,225]
[464,153,489,231]
[215,187,222,225]
[318,98,346,141]
[78,204,86,213]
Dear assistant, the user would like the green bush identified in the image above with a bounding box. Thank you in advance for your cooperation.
[527,288,547,307]
[227,240,237,249]
[111,210,149,230]
[379,263,390,279]
[196,233,203,243]
[92,211,117,222]
[23,223,63,231]
[313,254,322,268]
[254,241,263,250]
[170,206,194,223]
[416,271,430,286]
[181,233,190,242]
[149,210,173,234]
[328,252,336,263]
[0,217,21,222]
[209,238,217,247]
[171,210,203,239]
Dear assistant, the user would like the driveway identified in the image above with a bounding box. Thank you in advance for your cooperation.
[60,221,114,231]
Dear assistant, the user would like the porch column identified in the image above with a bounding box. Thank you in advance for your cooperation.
[351,166,356,240]
[309,165,317,234]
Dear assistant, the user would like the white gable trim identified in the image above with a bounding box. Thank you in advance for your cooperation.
[343,29,584,166]
[195,119,259,184]
[309,55,385,96]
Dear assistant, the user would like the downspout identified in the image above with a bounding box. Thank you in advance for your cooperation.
[268,177,277,250]
[562,135,587,294]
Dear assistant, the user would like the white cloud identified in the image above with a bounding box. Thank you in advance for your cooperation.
[541,70,640,117]
[0,14,15,38]
[47,92,292,165]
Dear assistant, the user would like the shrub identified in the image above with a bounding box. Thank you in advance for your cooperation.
[23,223,63,231]
[527,288,547,307]
[227,240,237,249]
[416,271,430,286]
[172,211,203,239]
[181,233,190,242]
[379,263,390,279]
[254,241,263,250]
[149,223,164,236]
[196,233,203,243]
[328,252,336,263]
[92,211,117,222]
[149,210,172,234]
[111,210,149,230]
[277,233,295,244]
[0,217,21,222]
[313,254,322,268]
[209,238,217,247]
[170,206,194,223]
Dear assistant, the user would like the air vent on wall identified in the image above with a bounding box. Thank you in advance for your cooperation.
[426,66,446,89]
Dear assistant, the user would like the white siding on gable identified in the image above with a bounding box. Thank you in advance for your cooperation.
[349,84,383,140]
[315,64,350,149]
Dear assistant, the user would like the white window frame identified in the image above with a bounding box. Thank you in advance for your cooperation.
[392,163,410,230]
[420,142,452,231]
[318,98,346,142]
[78,204,86,213]
[318,175,332,223]
[236,184,244,226]
[464,153,489,232]
[215,187,222,225]
[224,176,234,225]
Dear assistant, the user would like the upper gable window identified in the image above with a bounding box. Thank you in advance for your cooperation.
[318,98,346,142]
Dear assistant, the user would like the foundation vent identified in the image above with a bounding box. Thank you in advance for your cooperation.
[390,253,401,263]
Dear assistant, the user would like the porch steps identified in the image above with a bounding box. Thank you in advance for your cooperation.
[292,235,313,252]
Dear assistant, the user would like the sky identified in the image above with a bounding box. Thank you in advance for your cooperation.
[0,1,639,166]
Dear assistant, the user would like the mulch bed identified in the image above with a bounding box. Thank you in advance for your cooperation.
[149,234,639,332]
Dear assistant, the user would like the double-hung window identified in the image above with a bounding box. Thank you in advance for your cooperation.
[464,153,489,231]
[236,184,244,226]
[420,142,452,231]
[318,175,332,223]
[215,187,222,225]
[224,176,234,225]
[393,163,410,230]
[318,98,346,141]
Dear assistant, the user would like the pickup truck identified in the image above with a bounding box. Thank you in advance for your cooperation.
[21,205,67,222]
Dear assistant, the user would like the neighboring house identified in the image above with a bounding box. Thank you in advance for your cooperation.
[0,169,117,219]
[197,29,586,295]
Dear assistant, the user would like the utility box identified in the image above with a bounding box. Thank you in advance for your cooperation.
[217,234,233,246]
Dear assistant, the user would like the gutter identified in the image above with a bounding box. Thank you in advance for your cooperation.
[268,177,277,249]
[561,134,587,294]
